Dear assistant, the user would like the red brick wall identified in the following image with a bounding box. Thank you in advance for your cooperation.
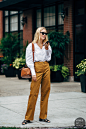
[0,0,3,57]
[23,9,33,46]
[64,0,74,78]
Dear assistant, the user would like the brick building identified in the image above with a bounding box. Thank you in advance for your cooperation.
[0,0,85,81]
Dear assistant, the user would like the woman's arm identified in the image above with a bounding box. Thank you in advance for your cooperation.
[26,43,36,76]
[45,44,52,61]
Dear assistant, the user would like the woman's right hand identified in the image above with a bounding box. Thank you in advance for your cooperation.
[32,75,37,81]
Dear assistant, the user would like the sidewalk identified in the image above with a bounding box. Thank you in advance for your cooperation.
[0,75,86,128]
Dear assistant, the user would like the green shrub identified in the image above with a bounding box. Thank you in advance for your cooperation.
[75,59,86,76]
[50,64,69,79]
[0,33,20,65]
[48,31,70,65]
[13,57,25,69]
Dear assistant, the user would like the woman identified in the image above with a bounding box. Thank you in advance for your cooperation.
[22,27,52,125]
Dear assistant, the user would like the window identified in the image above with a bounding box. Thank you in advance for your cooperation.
[10,11,18,15]
[5,17,8,32]
[58,4,64,25]
[36,4,64,33]
[44,6,55,26]
[36,9,41,27]
[3,11,23,56]
[75,0,85,15]
[5,11,8,16]
[10,15,18,31]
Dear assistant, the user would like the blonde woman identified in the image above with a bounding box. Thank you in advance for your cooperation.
[22,27,52,125]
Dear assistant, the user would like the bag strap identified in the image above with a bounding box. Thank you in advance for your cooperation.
[32,43,35,62]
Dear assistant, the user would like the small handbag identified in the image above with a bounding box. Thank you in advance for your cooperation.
[21,43,35,78]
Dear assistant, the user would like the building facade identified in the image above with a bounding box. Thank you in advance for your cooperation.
[0,0,85,81]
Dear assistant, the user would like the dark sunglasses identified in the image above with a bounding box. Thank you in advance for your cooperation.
[40,32,48,35]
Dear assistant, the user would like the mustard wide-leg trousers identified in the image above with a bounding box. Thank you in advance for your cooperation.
[25,61,50,120]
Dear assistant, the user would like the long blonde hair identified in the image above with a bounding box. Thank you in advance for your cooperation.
[32,27,48,44]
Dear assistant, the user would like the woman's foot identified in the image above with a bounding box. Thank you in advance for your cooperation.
[39,118,50,123]
[22,120,31,125]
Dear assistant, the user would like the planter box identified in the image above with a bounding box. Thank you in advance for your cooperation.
[17,69,23,79]
[4,66,16,77]
[80,74,86,93]
[51,70,64,82]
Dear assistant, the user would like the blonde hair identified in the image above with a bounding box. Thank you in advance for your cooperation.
[32,27,48,44]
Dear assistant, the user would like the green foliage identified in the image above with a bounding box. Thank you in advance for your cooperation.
[13,57,26,69]
[61,65,69,79]
[50,64,69,79]
[13,40,29,69]
[0,33,20,65]
[50,65,62,71]
[48,31,70,59]
[75,59,86,76]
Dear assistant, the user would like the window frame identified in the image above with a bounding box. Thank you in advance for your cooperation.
[36,2,64,33]
[3,11,23,56]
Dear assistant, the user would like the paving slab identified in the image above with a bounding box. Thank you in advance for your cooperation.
[0,75,86,128]
[0,92,86,128]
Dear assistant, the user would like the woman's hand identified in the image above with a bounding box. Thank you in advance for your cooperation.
[32,75,37,81]
[44,42,50,50]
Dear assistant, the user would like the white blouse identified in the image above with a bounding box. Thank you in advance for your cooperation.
[26,43,52,76]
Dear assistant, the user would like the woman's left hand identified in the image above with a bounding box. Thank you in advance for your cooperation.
[44,42,50,50]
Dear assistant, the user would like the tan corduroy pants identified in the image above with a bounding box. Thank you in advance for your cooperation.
[25,61,50,120]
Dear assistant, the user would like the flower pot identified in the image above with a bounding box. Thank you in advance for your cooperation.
[80,74,86,93]
[17,69,23,79]
[4,66,16,77]
[51,70,64,82]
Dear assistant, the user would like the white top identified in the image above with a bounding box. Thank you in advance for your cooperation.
[26,43,52,76]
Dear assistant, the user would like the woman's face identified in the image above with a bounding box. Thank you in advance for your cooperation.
[40,29,47,41]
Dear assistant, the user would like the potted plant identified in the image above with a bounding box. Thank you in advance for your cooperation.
[50,64,69,82]
[48,31,70,65]
[0,33,20,77]
[75,59,86,93]
[1,64,8,74]
[61,65,69,81]
[48,31,70,82]
[13,57,26,79]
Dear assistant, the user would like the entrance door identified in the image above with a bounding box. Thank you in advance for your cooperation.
[74,0,86,81]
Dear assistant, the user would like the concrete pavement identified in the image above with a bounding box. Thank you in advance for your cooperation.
[0,75,86,128]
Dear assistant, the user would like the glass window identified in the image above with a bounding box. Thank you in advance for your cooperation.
[44,6,55,26]
[75,0,85,15]
[10,11,18,15]
[36,9,41,27]
[75,23,84,53]
[5,17,8,32]
[58,4,64,25]
[58,25,64,33]
[20,13,23,30]
[47,27,56,33]
[5,11,8,16]
[10,15,18,31]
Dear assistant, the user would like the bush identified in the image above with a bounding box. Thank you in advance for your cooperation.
[48,31,70,65]
[0,33,20,65]
[75,59,86,76]
[50,64,69,79]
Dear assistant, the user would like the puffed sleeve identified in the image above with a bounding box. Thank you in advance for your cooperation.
[25,43,36,76]
[45,45,52,61]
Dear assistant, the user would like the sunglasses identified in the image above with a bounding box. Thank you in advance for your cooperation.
[40,32,48,35]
